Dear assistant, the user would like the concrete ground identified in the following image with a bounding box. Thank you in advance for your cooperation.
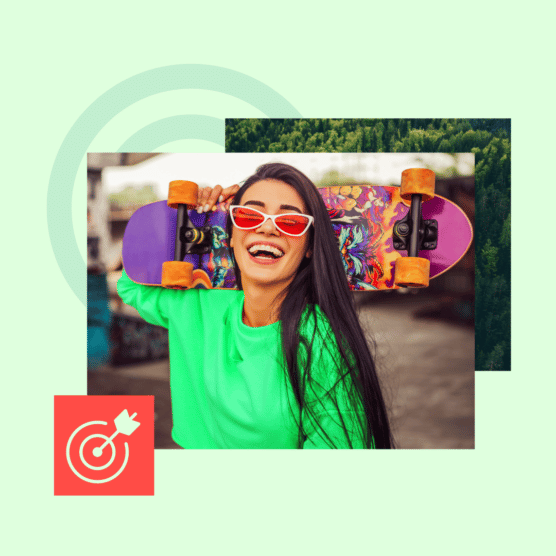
[356,291,474,449]
[88,291,474,449]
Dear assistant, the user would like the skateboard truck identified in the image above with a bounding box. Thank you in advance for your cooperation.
[393,194,438,255]
[392,169,437,288]
[161,180,210,289]
[174,204,212,259]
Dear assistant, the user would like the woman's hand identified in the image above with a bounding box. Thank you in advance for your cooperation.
[197,184,240,213]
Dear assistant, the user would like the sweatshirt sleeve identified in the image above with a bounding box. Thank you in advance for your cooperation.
[117,270,173,329]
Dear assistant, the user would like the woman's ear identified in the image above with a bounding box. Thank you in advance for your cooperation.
[306,249,312,258]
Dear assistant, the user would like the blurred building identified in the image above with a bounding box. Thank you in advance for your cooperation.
[87,153,168,369]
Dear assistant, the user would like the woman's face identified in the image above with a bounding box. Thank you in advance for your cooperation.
[230,179,312,292]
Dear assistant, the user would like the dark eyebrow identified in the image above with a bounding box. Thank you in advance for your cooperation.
[243,200,303,214]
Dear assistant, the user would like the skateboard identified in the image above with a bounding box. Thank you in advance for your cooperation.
[122,170,473,291]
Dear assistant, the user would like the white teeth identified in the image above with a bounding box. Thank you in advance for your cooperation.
[248,244,284,258]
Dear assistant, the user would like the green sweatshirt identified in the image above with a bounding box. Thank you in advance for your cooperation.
[118,271,367,449]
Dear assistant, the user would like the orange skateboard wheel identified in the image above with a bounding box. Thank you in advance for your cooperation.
[400,169,435,202]
[161,261,194,289]
[394,257,430,288]
[168,180,198,209]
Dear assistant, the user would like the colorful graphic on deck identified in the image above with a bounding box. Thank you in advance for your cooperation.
[182,208,236,289]
[320,185,405,290]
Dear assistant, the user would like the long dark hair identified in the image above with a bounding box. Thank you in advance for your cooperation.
[226,163,394,448]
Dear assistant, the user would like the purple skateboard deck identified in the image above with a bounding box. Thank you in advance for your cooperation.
[122,185,473,291]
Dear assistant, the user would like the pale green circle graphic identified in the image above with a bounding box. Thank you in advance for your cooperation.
[118,115,224,151]
[47,64,302,304]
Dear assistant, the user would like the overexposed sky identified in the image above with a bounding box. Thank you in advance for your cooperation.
[102,153,474,198]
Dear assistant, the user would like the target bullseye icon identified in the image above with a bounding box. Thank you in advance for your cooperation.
[66,410,140,484]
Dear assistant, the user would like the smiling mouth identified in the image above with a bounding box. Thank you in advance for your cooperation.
[247,243,285,260]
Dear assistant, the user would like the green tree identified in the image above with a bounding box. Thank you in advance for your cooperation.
[481,239,499,276]
[500,214,511,250]
[485,343,506,371]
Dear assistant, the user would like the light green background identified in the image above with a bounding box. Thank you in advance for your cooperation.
[2,2,548,555]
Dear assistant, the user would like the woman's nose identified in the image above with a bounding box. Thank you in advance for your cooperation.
[257,216,279,235]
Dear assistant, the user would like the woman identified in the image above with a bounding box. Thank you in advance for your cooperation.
[118,162,394,448]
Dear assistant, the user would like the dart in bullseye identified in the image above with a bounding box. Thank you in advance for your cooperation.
[92,410,141,457]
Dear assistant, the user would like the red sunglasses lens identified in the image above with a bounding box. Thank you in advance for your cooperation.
[232,207,264,228]
[274,214,309,235]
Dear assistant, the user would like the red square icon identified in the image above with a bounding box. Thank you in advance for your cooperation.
[54,396,154,496]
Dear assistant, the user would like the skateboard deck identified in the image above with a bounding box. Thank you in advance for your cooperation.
[122,184,473,291]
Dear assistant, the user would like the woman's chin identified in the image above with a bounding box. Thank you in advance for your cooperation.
[239,265,294,292]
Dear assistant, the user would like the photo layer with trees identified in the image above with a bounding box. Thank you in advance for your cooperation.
[225,118,511,371]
